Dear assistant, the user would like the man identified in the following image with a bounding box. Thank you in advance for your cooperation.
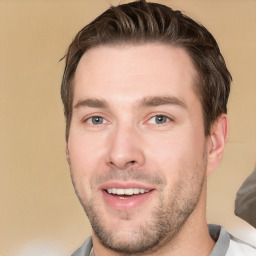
[61,1,256,255]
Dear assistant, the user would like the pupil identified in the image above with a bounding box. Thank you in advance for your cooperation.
[156,115,166,124]
[92,117,102,124]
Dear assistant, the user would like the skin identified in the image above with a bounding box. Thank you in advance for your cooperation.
[67,44,228,256]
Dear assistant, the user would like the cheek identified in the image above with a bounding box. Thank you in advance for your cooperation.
[68,132,105,168]
[144,129,206,172]
[144,133,185,159]
[67,134,105,195]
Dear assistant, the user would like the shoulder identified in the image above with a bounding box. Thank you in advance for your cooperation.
[226,236,256,256]
[71,237,93,256]
[208,224,256,256]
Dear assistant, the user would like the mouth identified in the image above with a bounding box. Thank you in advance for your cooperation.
[106,188,150,198]
[101,184,154,210]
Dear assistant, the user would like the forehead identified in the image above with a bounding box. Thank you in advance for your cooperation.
[73,43,199,104]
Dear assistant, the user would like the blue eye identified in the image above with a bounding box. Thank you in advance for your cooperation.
[87,116,106,125]
[148,115,170,124]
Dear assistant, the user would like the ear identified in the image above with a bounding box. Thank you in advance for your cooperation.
[66,144,71,165]
[206,114,229,174]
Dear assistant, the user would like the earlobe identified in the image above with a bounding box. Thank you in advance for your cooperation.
[207,114,229,174]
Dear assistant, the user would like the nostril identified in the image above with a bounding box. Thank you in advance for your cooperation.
[108,160,137,169]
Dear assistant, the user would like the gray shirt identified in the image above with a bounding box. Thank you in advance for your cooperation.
[71,224,256,256]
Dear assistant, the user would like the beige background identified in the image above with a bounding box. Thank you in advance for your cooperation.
[0,0,255,255]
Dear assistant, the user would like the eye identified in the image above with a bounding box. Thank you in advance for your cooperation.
[87,116,106,125]
[148,115,171,124]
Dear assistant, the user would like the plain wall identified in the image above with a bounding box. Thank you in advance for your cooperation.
[1,0,255,255]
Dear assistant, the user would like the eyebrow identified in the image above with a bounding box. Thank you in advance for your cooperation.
[74,96,187,110]
[74,98,109,109]
[137,96,187,109]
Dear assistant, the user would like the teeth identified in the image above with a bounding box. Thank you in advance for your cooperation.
[107,188,149,195]
[117,189,124,195]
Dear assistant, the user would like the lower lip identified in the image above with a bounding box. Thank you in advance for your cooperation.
[102,190,154,211]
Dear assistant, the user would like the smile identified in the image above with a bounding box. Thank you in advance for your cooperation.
[106,188,150,196]
[102,185,154,210]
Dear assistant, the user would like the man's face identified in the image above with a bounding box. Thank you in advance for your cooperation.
[67,44,211,253]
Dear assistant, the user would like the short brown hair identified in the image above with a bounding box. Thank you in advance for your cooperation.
[61,0,232,141]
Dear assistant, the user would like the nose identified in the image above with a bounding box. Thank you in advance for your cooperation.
[105,124,145,170]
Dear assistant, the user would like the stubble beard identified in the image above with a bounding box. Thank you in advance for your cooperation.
[70,156,207,255]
